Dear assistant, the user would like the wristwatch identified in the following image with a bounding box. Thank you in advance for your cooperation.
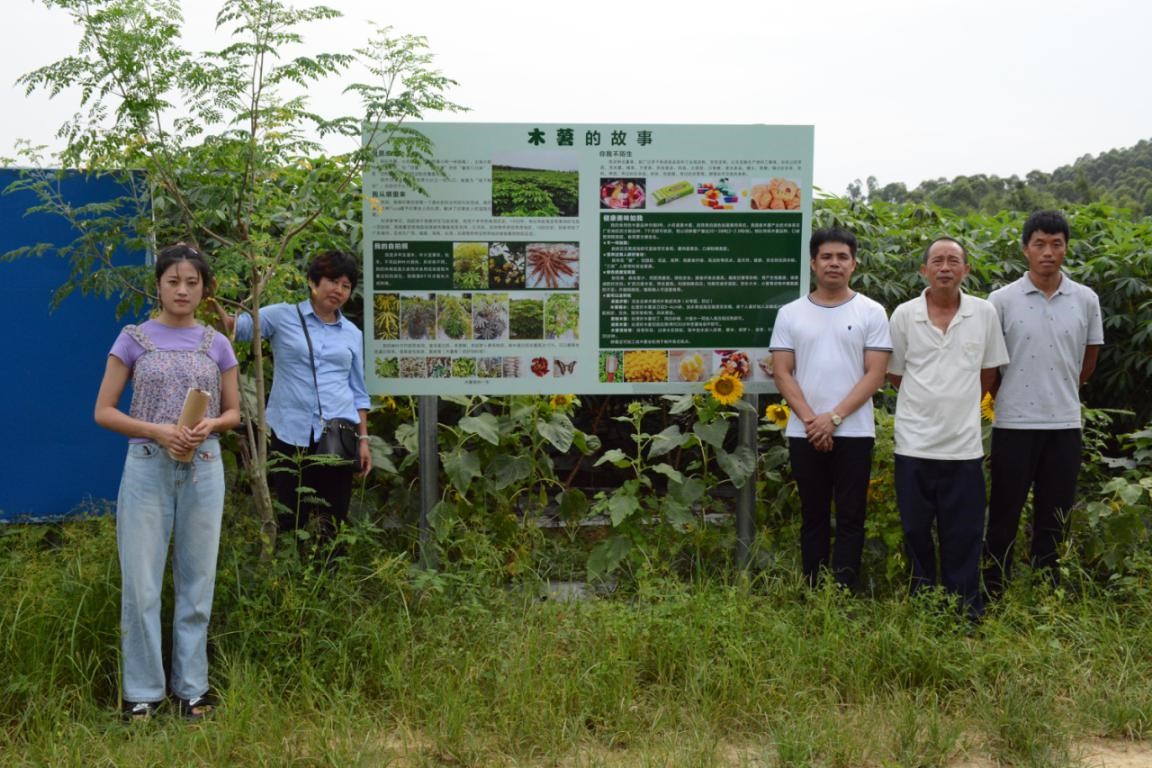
[830,412,842,427]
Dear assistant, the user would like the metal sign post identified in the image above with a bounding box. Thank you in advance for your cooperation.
[417,394,439,568]
[736,393,759,569]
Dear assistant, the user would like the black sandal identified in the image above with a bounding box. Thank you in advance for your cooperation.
[121,700,163,722]
[176,692,216,720]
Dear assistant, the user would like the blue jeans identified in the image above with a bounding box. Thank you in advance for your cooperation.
[116,438,224,702]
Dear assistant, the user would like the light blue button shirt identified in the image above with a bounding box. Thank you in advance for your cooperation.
[235,300,370,447]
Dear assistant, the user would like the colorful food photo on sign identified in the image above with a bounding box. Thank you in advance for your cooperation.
[668,350,712,382]
[599,177,646,210]
[749,178,802,210]
[623,350,669,383]
[526,242,579,289]
[599,352,621,383]
[715,349,753,380]
[755,352,775,381]
[530,356,551,378]
[491,150,580,217]
[650,178,696,207]
[696,178,743,210]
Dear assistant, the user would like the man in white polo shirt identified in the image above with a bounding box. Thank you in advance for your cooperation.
[888,237,1008,618]
[770,227,892,590]
[983,211,1104,599]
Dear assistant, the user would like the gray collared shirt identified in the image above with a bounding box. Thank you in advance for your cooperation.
[988,272,1103,429]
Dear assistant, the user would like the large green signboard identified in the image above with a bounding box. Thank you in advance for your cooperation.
[362,123,813,395]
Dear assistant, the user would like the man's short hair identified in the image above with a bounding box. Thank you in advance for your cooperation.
[923,236,969,264]
[809,227,858,259]
[1022,210,1070,246]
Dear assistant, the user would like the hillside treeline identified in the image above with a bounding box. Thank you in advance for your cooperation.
[851,137,1152,217]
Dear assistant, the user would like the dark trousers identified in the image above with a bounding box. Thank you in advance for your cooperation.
[983,428,1082,598]
[789,436,875,589]
[270,432,355,543]
[895,455,986,617]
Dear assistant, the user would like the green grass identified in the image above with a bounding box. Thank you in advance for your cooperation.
[2,517,1151,767]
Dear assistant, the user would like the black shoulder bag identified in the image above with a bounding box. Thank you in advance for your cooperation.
[296,305,359,464]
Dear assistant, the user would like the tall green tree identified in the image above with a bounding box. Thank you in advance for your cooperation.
[11,0,462,548]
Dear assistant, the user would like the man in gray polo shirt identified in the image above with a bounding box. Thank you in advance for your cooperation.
[983,210,1104,599]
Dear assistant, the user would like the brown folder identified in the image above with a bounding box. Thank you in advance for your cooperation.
[168,387,211,462]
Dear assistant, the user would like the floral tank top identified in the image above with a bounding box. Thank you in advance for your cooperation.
[124,324,223,425]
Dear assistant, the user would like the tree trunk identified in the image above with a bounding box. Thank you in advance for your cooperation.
[243,262,278,560]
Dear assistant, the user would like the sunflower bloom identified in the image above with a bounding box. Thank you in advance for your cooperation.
[981,392,995,422]
[550,394,575,410]
[764,401,790,429]
[704,373,744,405]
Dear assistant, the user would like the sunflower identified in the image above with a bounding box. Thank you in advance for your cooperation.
[549,394,576,410]
[704,373,744,405]
[382,396,398,411]
[764,401,790,429]
[980,392,995,422]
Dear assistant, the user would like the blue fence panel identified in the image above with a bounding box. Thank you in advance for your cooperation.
[0,169,145,521]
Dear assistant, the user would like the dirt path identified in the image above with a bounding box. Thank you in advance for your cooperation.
[1049,739,1150,768]
[378,736,1152,767]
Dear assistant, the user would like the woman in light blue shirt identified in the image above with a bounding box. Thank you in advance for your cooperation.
[234,251,372,541]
